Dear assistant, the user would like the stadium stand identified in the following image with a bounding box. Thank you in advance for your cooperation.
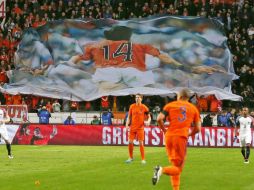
[0,0,253,123]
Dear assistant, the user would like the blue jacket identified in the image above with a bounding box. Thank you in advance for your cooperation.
[217,114,231,127]
[37,109,51,124]
[101,112,113,125]
[64,119,76,125]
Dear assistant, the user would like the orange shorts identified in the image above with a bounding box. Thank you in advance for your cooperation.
[129,129,144,141]
[165,135,187,169]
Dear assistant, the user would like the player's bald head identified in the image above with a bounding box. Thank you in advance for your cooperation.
[242,107,249,113]
[242,107,248,111]
[177,88,191,100]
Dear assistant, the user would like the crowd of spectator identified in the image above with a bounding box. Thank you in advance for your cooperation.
[0,0,253,115]
[202,107,254,127]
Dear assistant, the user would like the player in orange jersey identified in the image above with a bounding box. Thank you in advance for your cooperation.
[70,26,218,92]
[125,94,151,164]
[152,88,201,190]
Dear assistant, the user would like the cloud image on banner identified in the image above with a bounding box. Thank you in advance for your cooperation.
[2,16,241,101]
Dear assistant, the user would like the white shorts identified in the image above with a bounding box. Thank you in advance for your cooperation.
[239,134,251,147]
[92,67,155,87]
[0,126,9,141]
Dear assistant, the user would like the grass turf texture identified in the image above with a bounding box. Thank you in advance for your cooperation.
[0,146,253,190]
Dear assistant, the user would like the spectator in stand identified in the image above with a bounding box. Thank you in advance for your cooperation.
[101,96,109,110]
[0,67,8,84]
[101,109,114,126]
[52,99,61,112]
[84,101,92,111]
[236,109,243,124]
[217,109,231,127]
[12,94,22,105]
[0,91,6,105]
[188,93,197,107]
[46,100,53,113]
[12,3,22,15]
[202,113,216,127]
[91,115,101,125]
[151,104,160,125]
[0,51,9,65]
[64,115,76,125]
[196,95,208,112]
[62,99,70,112]
[4,93,13,105]
[70,101,79,111]
[21,97,29,110]
[227,108,237,127]
[37,106,51,124]
[37,98,46,111]
[23,96,32,111]
[31,96,40,113]
[208,95,222,113]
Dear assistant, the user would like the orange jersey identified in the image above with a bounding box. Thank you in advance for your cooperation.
[0,71,8,83]
[81,40,160,71]
[4,94,13,105]
[163,100,200,138]
[208,95,222,112]
[129,103,149,131]
[12,94,22,105]
[197,96,208,111]
[31,96,39,109]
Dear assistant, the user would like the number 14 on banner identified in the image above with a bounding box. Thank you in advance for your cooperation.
[0,0,6,18]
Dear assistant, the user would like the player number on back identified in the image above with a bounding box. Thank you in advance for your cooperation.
[102,42,133,61]
[178,106,186,122]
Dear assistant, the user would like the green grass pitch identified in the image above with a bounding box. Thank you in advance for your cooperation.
[0,145,253,190]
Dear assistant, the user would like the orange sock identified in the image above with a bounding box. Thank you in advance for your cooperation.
[128,143,134,159]
[162,166,180,176]
[170,175,180,190]
[172,186,180,190]
[139,144,145,160]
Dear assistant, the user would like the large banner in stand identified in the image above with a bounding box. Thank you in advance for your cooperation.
[12,125,253,147]
[1,17,241,101]
[0,105,28,123]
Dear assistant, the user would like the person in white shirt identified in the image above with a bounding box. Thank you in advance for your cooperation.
[0,109,13,159]
[235,107,252,164]
[52,99,61,112]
